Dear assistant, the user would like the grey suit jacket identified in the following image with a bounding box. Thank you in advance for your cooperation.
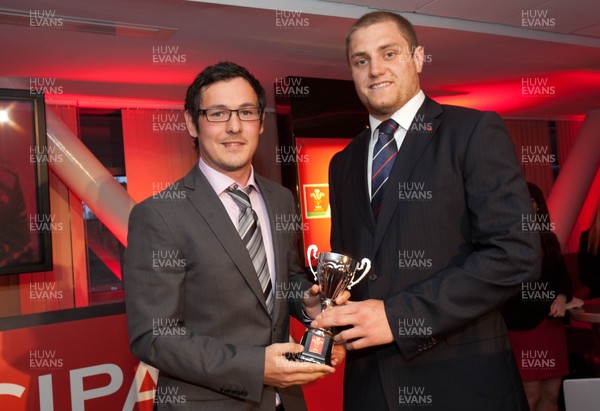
[124,165,311,411]
[329,97,541,411]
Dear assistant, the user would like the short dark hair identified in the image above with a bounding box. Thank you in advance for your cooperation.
[345,11,419,63]
[184,62,266,153]
[527,182,561,257]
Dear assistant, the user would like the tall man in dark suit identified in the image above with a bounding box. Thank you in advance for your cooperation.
[124,62,339,411]
[311,12,541,411]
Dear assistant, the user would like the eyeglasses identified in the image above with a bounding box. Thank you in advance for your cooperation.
[198,108,262,122]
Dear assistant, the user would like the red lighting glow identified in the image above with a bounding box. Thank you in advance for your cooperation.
[431,70,600,120]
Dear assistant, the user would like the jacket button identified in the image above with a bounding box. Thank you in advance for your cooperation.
[369,274,378,281]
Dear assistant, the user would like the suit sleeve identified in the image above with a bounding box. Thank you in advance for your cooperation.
[124,201,265,402]
[384,111,542,359]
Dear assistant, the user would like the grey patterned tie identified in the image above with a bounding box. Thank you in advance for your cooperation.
[227,185,274,316]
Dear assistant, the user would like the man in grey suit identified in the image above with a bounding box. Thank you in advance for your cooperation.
[312,12,541,410]
[124,62,338,411]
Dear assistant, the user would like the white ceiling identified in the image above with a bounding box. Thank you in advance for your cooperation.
[331,0,600,36]
[0,0,599,118]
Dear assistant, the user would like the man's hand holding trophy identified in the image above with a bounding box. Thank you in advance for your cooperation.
[297,244,371,366]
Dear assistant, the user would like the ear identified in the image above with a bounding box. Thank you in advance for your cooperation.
[412,46,425,74]
[259,111,265,135]
[184,110,199,137]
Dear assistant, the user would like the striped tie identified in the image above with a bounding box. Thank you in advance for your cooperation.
[228,186,274,316]
[371,118,399,220]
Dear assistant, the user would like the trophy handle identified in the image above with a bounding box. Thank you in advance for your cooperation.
[306,244,319,282]
[347,258,371,290]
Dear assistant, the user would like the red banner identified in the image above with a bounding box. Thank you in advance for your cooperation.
[0,314,157,410]
[295,138,351,264]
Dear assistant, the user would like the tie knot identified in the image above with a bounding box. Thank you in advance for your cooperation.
[227,185,252,210]
[378,118,399,137]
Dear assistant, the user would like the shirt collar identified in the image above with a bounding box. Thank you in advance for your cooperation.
[368,90,426,139]
[198,157,259,195]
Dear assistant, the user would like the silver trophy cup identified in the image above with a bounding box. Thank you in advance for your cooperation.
[298,244,371,365]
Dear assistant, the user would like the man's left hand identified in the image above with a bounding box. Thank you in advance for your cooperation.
[311,299,393,350]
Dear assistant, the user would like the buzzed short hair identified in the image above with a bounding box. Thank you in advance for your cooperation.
[345,11,419,63]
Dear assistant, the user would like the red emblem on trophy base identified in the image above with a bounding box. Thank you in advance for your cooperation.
[308,335,325,355]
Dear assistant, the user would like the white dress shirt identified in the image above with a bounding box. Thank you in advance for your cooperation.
[366,90,426,195]
[198,158,276,288]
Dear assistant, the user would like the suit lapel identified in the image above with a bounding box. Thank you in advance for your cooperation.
[372,98,443,255]
[183,166,269,315]
[254,175,282,322]
[351,129,377,235]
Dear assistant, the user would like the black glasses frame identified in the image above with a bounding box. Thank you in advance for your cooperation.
[197,108,262,122]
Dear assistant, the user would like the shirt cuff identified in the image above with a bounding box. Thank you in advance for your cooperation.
[300,306,313,328]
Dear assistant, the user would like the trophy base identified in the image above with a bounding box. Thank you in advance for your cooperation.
[298,328,334,366]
